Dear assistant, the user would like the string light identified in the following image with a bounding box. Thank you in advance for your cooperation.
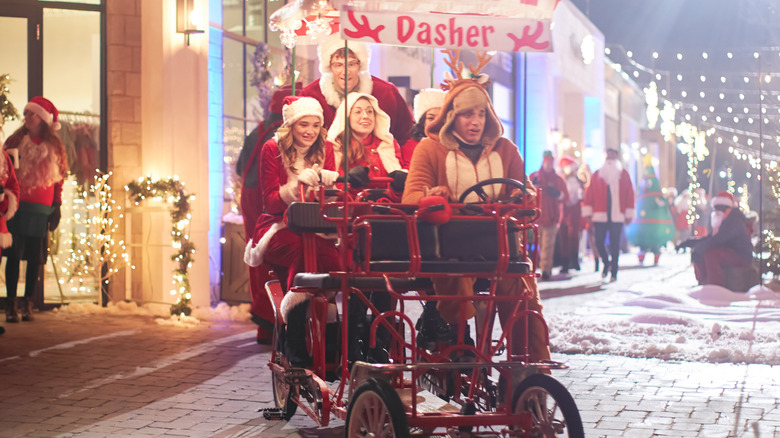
[53,173,130,298]
[125,176,196,316]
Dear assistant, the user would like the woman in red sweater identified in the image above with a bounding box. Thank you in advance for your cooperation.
[3,96,67,322]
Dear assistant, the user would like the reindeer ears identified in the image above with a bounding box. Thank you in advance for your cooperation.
[440,49,492,91]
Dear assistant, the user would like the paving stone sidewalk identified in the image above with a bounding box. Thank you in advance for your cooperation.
[0,309,778,437]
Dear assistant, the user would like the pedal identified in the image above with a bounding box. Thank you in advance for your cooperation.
[260,408,285,420]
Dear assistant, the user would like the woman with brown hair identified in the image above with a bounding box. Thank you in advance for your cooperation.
[3,96,67,322]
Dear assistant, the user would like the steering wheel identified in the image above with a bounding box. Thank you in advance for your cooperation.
[457,178,525,204]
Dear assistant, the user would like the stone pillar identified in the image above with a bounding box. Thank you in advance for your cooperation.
[106,0,142,304]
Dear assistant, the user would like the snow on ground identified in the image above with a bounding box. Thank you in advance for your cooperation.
[55,300,252,328]
[541,251,780,365]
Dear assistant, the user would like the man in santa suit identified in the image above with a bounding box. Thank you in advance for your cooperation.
[678,191,753,288]
[582,147,635,282]
[300,34,415,146]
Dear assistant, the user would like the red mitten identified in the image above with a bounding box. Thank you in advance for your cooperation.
[418,195,452,224]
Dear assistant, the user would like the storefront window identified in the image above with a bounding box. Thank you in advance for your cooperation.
[220,0,284,215]
[43,7,102,304]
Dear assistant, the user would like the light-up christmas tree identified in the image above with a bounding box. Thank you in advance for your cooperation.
[54,173,130,300]
[0,73,20,134]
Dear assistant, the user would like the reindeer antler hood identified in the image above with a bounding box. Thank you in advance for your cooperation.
[425,50,502,150]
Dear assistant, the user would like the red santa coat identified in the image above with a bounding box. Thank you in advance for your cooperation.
[0,151,20,249]
[582,167,635,223]
[528,167,569,227]
[244,139,336,266]
[300,76,414,146]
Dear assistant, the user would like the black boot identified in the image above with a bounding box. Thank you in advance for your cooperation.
[415,301,451,350]
[366,292,392,364]
[20,298,33,322]
[5,298,19,323]
[284,301,311,367]
[347,297,368,364]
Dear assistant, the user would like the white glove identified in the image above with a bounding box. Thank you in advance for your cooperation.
[320,169,339,187]
[297,167,320,187]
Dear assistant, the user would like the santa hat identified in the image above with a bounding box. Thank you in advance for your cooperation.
[711,190,735,209]
[24,96,60,130]
[413,88,446,122]
[281,96,324,129]
[559,155,578,169]
[269,82,303,115]
[318,34,370,75]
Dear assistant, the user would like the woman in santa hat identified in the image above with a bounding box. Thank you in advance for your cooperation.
[400,88,446,168]
[3,96,67,322]
[327,92,407,201]
[327,92,406,364]
[243,96,340,367]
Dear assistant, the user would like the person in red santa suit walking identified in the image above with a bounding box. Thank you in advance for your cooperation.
[0,140,21,322]
[300,35,415,146]
[3,96,67,322]
[529,150,569,281]
[677,191,753,288]
[236,84,300,344]
[558,155,585,273]
[582,147,635,282]
[243,96,340,366]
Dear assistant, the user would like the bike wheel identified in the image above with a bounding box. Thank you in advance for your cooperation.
[512,373,584,438]
[271,363,297,420]
[345,378,409,438]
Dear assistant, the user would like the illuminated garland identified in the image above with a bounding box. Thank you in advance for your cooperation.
[125,176,196,316]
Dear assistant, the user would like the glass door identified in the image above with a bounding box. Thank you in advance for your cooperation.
[0,2,104,308]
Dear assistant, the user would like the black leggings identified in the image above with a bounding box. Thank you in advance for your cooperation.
[5,255,41,299]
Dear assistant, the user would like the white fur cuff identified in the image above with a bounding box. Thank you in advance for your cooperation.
[280,180,299,205]
[244,222,286,267]
[280,291,310,324]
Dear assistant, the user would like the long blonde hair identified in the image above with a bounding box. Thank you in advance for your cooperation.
[3,123,69,184]
[275,125,329,173]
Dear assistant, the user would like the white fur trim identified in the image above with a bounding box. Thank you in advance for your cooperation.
[0,232,11,249]
[281,96,324,129]
[319,71,373,109]
[318,35,370,76]
[244,221,286,267]
[3,192,18,220]
[711,195,735,208]
[24,101,60,130]
[279,180,299,205]
[413,89,446,122]
[280,291,310,324]
[327,93,392,144]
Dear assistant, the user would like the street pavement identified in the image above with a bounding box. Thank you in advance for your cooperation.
[1,254,779,437]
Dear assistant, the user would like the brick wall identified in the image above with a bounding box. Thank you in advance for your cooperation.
[106,0,141,302]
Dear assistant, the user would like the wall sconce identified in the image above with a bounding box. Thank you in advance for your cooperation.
[177,0,203,46]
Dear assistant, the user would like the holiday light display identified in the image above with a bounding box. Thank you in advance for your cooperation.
[53,173,130,300]
[125,176,196,316]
